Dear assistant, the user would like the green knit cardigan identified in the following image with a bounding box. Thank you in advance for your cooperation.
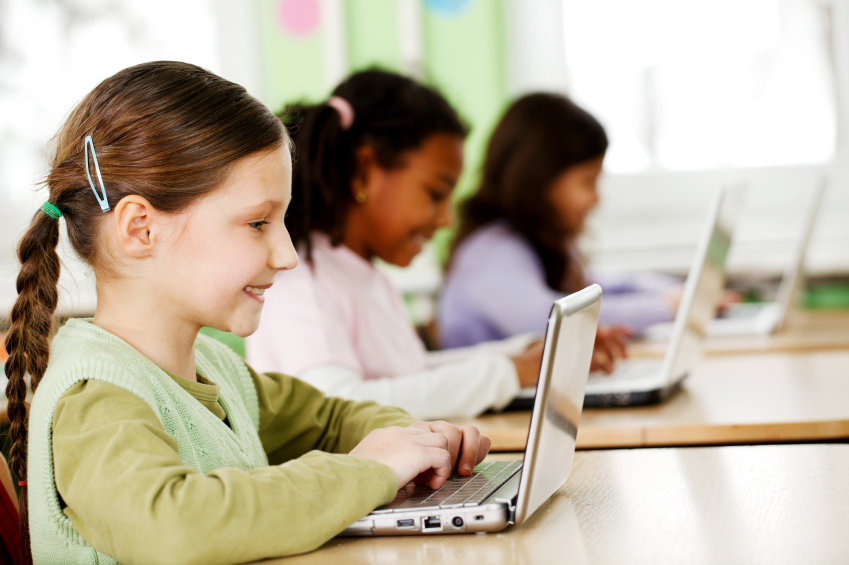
[27,319,267,564]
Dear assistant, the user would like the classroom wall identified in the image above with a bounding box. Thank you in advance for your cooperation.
[250,0,849,281]
[2,0,848,320]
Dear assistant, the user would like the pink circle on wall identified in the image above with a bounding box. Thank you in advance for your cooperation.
[277,0,320,37]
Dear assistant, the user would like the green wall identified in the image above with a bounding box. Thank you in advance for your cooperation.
[421,0,507,261]
[345,0,402,72]
[259,0,508,261]
[259,0,327,112]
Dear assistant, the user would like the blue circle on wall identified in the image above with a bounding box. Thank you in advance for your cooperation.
[426,0,474,17]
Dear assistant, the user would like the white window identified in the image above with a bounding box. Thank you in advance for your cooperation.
[562,0,836,173]
[0,0,218,203]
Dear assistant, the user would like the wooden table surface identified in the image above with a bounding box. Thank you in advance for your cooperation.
[261,444,849,565]
[449,350,849,452]
[630,308,849,358]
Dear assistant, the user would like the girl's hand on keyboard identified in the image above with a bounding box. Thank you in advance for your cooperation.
[410,421,491,476]
[350,425,456,490]
[591,326,631,374]
[510,340,544,388]
[350,423,491,490]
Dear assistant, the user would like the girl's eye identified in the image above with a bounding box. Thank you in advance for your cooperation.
[429,190,447,203]
[249,220,269,231]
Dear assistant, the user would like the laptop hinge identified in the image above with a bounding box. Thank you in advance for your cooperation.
[508,494,518,524]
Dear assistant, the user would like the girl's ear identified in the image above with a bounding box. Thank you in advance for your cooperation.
[111,195,161,258]
[352,145,379,199]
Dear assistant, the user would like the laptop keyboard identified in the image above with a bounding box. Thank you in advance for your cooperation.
[372,460,523,513]
[720,302,766,320]
[590,359,664,382]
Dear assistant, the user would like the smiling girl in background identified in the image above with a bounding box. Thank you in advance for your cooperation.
[439,93,680,352]
[247,70,543,420]
[4,62,489,564]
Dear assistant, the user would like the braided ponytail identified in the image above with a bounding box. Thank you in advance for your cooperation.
[3,207,61,564]
[3,60,286,564]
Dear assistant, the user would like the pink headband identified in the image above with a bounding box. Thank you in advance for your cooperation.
[327,96,355,131]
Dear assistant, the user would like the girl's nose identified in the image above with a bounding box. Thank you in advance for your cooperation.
[270,227,299,272]
[435,201,454,229]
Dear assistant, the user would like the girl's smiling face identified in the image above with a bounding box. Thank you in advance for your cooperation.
[158,145,298,337]
[343,133,464,267]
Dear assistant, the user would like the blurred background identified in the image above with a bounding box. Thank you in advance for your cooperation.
[1,0,848,324]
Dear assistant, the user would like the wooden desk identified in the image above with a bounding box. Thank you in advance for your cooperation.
[631,309,849,358]
[450,350,849,451]
[262,444,849,565]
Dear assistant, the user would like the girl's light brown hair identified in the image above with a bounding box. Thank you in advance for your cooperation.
[2,61,287,563]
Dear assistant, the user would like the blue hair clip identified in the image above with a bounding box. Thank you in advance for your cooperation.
[84,135,110,213]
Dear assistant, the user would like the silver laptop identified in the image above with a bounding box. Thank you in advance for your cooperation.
[341,284,602,536]
[707,179,825,337]
[582,184,746,407]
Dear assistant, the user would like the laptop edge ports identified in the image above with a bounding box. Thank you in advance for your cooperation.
[422,516,442,530]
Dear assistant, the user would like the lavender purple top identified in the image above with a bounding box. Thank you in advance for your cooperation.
[438,222,680,349]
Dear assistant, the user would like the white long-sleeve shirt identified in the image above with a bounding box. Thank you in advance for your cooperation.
[246,233,532,420]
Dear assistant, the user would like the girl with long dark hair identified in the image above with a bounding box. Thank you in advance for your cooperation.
[439,93,678,350]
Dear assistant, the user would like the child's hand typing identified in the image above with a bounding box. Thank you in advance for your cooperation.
[409,421,491,479]
[350,422,491,490]
[591,326,631,374]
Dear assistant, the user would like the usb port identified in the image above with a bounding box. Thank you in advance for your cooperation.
[423,516,442,530]
[396,519,415,528]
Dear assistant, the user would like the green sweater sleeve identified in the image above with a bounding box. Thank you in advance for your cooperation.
[51,374,410,565]
[249,366,418,464]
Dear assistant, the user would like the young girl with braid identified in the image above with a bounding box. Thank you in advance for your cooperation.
[2,61,490,565]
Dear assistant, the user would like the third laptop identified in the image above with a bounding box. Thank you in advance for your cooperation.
[582,184,746,407]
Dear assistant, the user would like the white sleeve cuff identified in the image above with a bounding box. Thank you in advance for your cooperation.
[423,332,542,369]
[299,354,521,420]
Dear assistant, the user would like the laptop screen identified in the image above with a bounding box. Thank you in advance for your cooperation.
[664,184,746,384]
[513,284,602,526]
